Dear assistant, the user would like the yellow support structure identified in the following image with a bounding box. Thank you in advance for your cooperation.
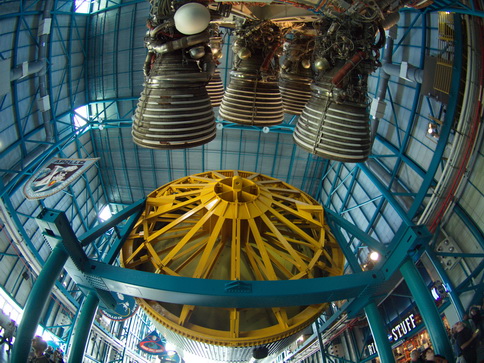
[121,170,345,347]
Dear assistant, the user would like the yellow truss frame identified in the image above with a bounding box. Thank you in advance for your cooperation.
[121,170,345,346]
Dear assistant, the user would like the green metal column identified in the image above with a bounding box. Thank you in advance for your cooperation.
[315,319,327,363]
[364,301,395,363]
[11,244,68,363]
[68,291,100,363]
[400,259,454,362]
[427,245,465,319]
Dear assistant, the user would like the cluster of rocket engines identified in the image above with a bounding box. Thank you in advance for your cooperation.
[126,1,405,360]
[131,0,401,162]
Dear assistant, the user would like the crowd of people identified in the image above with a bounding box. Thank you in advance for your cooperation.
[410,347,449,362]
[409,302,483,363]
[0,311,66,362]
[2,302,483,362]
[28,336,65,363]
[0,318,16,353]
[451,303,483,363]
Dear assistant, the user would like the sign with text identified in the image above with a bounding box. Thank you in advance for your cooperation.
[367,313,419,354]
[100,293,138,321]
[23,158,99,199]
[390,313,417,341]
[138,330,166,355]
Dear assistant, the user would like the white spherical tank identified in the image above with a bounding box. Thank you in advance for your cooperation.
[174,2,211,35]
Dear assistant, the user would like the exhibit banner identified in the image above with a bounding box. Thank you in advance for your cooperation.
[23,158,99,200]
[138,330,166,355]
[100,293,138,321]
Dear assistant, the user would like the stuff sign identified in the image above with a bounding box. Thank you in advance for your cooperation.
[367,314,418,354]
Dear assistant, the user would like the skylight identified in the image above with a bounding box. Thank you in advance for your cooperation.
[74,0,91,13]
[73,105,89,132]
[99,205,112,222]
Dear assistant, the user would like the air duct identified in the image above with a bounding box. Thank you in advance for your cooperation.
[132,2,216,149]
[294,14,384,162]
[279,28,315,115]
[219,20,284,127]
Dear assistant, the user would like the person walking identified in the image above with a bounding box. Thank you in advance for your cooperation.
[454,321,479,363]
[28,336,50,363]
[410,349,425,363]
[0,319,15,352]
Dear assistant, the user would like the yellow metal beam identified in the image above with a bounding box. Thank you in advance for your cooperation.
[193,209,227,278]
[121,170,345,347]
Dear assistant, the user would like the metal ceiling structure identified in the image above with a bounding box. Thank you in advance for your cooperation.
[0,0,483,362]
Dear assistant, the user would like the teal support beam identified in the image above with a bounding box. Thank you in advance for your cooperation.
[454,203,484,249]
[400,259,454,361]
[78,198,145,246]
[67,291,100,363]
[358,163,412,226]
[11,244,68,363]
[364,302,395,363]
[326,217,364,273]
[325,209,386,254]
[407,14,462,220]
[315,319,328,363]
[426,241,465,319]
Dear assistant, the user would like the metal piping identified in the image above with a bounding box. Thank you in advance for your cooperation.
[367,26,415,213]
[2,0,54,188]
[146,30,210,55]
[418,15,483,229]
[379,31,394,99]
[370,27,395,146]
[382,62,424,83]
[9,60,45,82]
[38,0,54,142]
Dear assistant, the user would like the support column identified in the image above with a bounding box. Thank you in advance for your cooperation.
[344,330,357,362]
[400,259,454,361]
[11,244,68,363]
[427,245,465,319]
[314,320,327,363]
[364,301,395,363]
[67,291,100,363]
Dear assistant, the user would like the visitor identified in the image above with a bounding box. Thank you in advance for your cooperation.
[453,321,479,363]
[410,349,425,363]
[28,335,50,363]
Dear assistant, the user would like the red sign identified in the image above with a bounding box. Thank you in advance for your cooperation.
[138,330,166,355]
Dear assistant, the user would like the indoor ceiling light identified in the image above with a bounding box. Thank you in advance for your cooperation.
[369,251,380,261]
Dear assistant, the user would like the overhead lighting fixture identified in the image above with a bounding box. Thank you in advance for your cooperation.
[431,280,448,300]
[427,122,440,138]
[369,251,380,261]
[98,205,112,222]
[73,105,88,132]
[74,0,91,13]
